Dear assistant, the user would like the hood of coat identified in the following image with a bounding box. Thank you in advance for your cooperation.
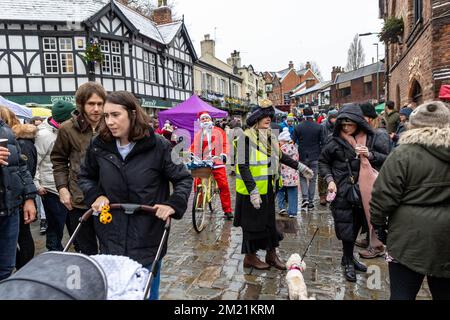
[12,123,37,140]
[399,127,450,163]
[333,104,373,136]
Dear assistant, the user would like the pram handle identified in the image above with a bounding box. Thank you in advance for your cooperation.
[64,203,171,252]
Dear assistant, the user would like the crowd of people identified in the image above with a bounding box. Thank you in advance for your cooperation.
[0,80,448,300]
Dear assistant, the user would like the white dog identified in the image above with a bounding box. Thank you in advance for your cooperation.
[285,254,315,300]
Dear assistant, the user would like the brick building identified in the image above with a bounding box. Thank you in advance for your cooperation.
[330,62,385,107]
[380,0,450,107]
[291,80,332,112]
[263,61,319,112]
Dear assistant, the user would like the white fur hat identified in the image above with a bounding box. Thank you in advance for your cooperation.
[278,127,292,142]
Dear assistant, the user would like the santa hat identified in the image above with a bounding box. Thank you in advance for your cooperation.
[197,111,212,121]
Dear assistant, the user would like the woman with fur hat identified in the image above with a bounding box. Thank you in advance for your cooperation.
[319,104,389,282]
[371,101,450,300]
[233,99,313,270]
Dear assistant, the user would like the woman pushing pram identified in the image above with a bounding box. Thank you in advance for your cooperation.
[77,91,193,299]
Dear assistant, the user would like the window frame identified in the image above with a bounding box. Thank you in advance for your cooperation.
[60,52,74,74]
[112,55,122,76]
[44,52,59,74]
[59,38,73,51]
[43,37,57,51]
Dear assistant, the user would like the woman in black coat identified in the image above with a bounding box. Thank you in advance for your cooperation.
[0,106,38,270]
[234,100,313,270]
[319,104,388,282]
[13,123,37,269]
[78,91,193,300]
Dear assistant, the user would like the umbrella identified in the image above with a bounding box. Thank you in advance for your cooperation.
[375,102,385,115]
[31,107,51,117]
[0,95,32,119]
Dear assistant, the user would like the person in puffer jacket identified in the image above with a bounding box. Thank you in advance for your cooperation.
[78,91,192,300]
[0,107,37,281]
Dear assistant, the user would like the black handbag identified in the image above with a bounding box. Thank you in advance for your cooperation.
[345,159,362,207]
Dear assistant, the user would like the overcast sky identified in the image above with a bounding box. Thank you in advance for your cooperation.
[172,0,384,80]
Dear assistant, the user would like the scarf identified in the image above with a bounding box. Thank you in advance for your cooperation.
[49,117,60,129]
[340,131,383,248]
[244,126,281,179]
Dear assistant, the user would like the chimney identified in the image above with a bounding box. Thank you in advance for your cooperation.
[201,34,215,57]
[306,61,312,70]
[227,50,241,68]
[152,1,172,25]
[289,61,294,69]
[306,78,316,89]
[331,66,343,82]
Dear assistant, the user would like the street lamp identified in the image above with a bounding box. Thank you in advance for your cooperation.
[359,32,382,103]
[374,43,380,102]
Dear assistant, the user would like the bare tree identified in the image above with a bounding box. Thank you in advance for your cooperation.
[346,34,366,71]
[298,61,324,81]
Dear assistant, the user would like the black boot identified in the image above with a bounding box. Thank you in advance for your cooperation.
[341,256,357,282]
[352,257,367,272]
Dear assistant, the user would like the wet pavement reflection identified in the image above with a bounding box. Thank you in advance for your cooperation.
[30,174,432,300]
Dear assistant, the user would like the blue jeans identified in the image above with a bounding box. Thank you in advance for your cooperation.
[42,192,68,251]
[144,260,162,300]
[299,160,319,202]
[277,186,298,216]
[0,210,20,281]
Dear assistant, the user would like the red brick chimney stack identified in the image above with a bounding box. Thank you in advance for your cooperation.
[152,2,172,25]
[289,61,294,69]
[331,66,343,82]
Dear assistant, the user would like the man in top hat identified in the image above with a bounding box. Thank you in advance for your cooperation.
[189,111,233,220]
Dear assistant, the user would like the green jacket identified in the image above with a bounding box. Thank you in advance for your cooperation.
[384,110,400,134]
[370,127,450,278]
[50,111,97,209]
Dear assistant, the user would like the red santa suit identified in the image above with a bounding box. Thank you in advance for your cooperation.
[189,117,232,215]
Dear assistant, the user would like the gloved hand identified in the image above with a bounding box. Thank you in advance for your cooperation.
[250,188,262,210]
[374,224,388,245]
[220,153,227,164]
[298,162,314,180]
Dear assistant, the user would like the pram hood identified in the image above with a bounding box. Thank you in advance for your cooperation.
[0,252,108,300]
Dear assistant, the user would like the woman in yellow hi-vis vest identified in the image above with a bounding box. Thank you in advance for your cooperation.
[233,99,313,270]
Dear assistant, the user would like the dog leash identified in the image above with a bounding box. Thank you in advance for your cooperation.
[300,227,319,263]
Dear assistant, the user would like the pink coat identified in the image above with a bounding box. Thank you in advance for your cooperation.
[280,143,299,187]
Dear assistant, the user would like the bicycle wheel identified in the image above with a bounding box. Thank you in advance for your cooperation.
[208,180,220,214]
[192,186,206,233]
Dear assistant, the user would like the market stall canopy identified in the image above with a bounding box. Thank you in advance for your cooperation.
[31,107,52,117]
[0,95,32,119]
[158,95,228,141]
[375,102,385,115]
[439,84,450,100]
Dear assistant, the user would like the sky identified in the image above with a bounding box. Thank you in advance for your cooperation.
[170,0,385,80]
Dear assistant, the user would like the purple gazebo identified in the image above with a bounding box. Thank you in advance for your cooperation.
[158,95,228,141]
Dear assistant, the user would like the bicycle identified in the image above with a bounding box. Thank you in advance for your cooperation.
[189,156,221,233]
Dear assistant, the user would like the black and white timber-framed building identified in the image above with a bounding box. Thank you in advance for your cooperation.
[0,0,197,115]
